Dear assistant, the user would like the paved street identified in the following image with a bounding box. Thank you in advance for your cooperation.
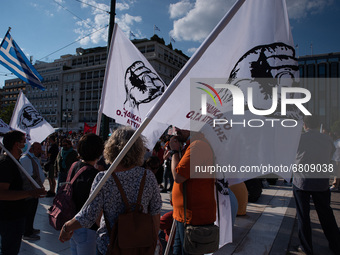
[18,179,340,255]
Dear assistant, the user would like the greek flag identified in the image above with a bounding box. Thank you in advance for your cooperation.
[0,29,45,91]
[154,25,160,31]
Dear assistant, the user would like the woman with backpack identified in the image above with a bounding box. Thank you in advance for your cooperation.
[66,133,104,255]
[59,127,162,255]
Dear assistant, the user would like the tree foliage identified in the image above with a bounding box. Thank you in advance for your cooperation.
[0,104,15,124]
[150,34,165,45]
[331,120,340,134]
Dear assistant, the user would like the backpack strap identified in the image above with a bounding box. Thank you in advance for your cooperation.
[66,161,91,185]
[112,172,132,212]
[66,161,78,183]
[136,170,147,210]
[111,170,147,213]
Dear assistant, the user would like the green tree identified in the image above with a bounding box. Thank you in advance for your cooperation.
[331,120,340,134]
[150,34,165,45]
[0,104,15,124]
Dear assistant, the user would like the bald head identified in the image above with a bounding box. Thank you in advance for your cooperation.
[30,142,42,158]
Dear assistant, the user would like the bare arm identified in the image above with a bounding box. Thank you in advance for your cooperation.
[169,137,187,184]
[0,183,46,200]
[59,218,82,243]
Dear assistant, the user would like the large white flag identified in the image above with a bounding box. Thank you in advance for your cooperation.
[10,91,54,143]
[142,0,302,246]
[147,0,301,180]
[98,25,168,146]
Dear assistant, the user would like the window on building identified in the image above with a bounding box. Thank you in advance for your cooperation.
[318,64,326,77]
[146,45,155,53]
[330,62,338,77]
[100,70,105,78]
[307,64,315,77]
[94,71,99,78]
[299,66,304,77]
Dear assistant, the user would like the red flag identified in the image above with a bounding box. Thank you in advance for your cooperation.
[84,123,97,134]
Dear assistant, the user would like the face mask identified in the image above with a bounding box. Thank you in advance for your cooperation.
[21,143,28,154]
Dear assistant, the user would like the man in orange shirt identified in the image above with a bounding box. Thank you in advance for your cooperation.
[169,127,216,255]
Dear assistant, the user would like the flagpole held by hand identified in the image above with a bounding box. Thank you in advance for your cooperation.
[0,142,41,189]
[82,0,246,210]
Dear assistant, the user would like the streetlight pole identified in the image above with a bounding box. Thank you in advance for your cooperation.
[63,111,71,133]
[102,0,116,140]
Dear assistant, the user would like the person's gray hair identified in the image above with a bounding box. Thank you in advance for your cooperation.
[104,126,146,168]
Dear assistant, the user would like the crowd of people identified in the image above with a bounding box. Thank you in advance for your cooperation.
[1,115,340,255]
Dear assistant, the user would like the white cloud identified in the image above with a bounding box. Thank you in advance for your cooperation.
[170,0,236,42]
[115,13,142,36]
[169,0,194,19]
[75,0,142,45]
[286,0,334,20]
[170,0,334,43]
[116,2,130,11]
[187,47,197,54]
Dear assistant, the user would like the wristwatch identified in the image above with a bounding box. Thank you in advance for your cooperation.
[170,150,179,157]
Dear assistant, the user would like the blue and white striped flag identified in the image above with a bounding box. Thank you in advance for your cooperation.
[129,31,136,39]
[154,25,160,32]
[0,29,45,91]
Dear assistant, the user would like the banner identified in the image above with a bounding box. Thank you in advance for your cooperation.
[98,24,168,147]
[146,0,301,181]
[0,118,12,134]
[0,29,45,90]
[9,91,54,143]
[84,123,97,134]
[142,0,302,246]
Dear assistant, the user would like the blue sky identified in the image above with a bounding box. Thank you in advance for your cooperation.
[0,0,339,88]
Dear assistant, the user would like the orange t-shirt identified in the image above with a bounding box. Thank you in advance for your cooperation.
[172,136,216,225]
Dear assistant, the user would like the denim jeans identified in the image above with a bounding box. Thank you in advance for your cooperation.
[175,221,188,255]
[0,217,25,255]
[70,228,97,255]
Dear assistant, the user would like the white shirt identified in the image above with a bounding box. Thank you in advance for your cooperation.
[20,152,45,184]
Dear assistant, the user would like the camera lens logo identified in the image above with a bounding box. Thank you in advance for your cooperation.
[197,82,222,115]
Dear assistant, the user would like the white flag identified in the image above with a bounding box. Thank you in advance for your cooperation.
[10,91,54,143]
[142,0,302,246]
[147,0,302,179]
[98,25,168,147]
[0,118,12,134]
